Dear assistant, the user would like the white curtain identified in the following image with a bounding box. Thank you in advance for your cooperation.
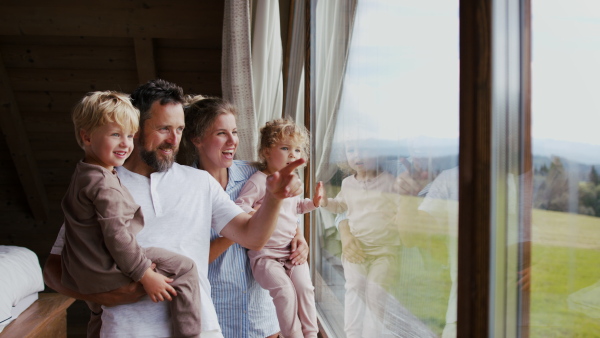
[252,0,284,128]
[313,0,356,182]
[283,0,306,123]
[222,0,284,161]
[222,0,257,161]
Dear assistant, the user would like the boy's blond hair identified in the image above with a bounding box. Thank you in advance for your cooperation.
[258,118,309,171]
[72,91,140,149]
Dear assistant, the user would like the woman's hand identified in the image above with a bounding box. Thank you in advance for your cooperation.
[290,228,309,265]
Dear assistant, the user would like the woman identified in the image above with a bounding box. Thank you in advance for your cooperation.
[180,96,309,338]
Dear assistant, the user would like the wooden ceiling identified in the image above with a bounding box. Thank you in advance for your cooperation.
[0,1,225,255]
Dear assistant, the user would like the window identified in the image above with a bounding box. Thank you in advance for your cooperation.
[310,1,459,336]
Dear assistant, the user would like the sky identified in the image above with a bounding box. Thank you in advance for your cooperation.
[332,0,600,162]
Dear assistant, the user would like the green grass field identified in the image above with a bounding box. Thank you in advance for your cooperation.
[529,209,600,337]
[320,204,600,336]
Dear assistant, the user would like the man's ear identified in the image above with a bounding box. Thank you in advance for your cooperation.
[80,129,92,146]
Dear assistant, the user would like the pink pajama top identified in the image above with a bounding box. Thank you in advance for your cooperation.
[235,171,317,254]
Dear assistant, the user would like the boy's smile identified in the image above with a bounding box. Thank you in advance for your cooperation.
[82,121,134,170]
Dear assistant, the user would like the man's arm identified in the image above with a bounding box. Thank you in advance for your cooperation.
[220,159,305,251]
[43,254,146,307]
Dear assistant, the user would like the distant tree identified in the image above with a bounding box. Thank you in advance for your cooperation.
[579,182,597,216]
[539,163,549,175]
[590,166,599,185]
[534,157,569,212]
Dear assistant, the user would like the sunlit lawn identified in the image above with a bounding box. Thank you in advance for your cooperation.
[321,196,600,336]
[530,210,600,337]
[394,208,600,336]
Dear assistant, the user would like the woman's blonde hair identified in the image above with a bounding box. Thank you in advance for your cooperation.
[72,91,139,149]
[258,118,310,171]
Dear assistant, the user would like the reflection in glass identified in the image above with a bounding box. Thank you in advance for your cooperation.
[312,0,459,336]
[528,0,600,336]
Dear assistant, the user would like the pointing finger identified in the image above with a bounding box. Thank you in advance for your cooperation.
[277,159,305,177]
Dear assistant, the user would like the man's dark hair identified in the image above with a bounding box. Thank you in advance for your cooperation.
[130,79,185,127]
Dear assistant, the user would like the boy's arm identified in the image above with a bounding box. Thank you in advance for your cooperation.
[43,254,146,306]
[220,159,304,251]
[94,187,152,282]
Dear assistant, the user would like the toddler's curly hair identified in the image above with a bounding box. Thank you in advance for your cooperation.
[258,118,309,171]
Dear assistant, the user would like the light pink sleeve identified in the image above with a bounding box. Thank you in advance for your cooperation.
[297,197,318,214]
[234,178,265,214]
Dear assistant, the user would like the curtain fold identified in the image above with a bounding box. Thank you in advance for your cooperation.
[222,0,285,161]
[283,0,306,123]
[252,0,284,129]
[222,0,257,161]
[313,0,357,182]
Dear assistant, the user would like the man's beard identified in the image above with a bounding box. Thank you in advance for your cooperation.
[138,133,178,172]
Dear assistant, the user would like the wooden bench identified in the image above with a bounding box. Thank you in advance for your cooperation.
[0,293,75,338]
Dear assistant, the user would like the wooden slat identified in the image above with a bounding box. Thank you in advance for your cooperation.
[155,48,221,72]
[7,68,138,92]
[158,71,221,95]
[15,91,89,112]
[21,111,73,133]
[0,5,223,40]
[0,54,48,222]
[134,37,156,84]
[0,44,136,70]
[155,38,222,50]
[28,131,79,151]
[0,35,132,47]
[0,0,222,10]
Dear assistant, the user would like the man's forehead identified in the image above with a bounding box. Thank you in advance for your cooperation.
[147,101,185,123]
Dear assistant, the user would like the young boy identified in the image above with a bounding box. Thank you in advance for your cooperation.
[60,91,201,337]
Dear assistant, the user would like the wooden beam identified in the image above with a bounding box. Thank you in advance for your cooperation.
[0,54,49,222]
[0,4,223,40]
[134,38,156,84]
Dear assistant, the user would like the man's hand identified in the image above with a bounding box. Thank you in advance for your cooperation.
[43,254,147,307]
[290,228,309,265]
[87,280,147,307]
[266,159,305,199]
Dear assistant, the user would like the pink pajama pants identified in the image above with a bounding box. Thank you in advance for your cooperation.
[249,247,318,338]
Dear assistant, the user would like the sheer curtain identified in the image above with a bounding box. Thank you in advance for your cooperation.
[313,0,356,182]
[222,0,284,161]
[252,0,284,128]
[222,0,257,161]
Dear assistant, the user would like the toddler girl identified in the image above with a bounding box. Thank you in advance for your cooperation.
[235,119,323,338]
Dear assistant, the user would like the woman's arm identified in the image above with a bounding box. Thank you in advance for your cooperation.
[43,254,146,307]
[208,237,236,263]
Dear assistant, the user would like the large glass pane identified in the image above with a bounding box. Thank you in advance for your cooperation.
[311,0,460,336]
[527,1,600,336]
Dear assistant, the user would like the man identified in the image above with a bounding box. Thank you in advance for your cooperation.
[43,79,305,337]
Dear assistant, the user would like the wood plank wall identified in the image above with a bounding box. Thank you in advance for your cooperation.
[0,2,224,335]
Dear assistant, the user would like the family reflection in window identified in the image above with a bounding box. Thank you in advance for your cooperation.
[320,138,458,337]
